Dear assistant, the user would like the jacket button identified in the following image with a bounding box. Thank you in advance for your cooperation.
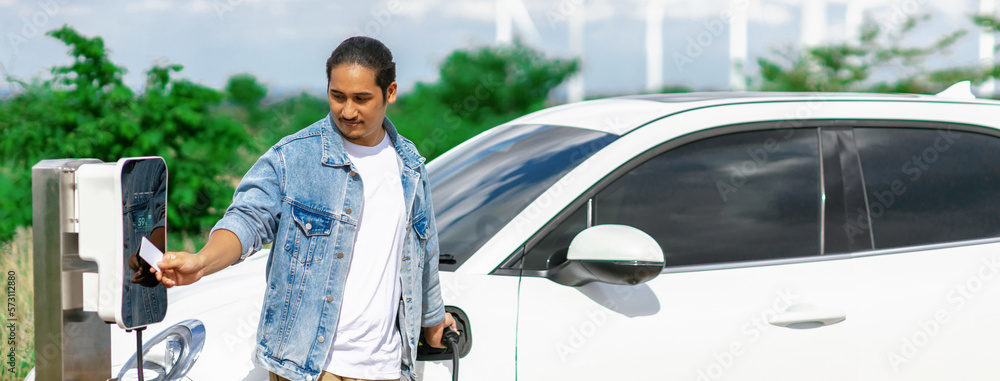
[326,295,334,302]
[349,170,357,177]
[305,222,312,231]
[317,336,325,344]
[345,208,352,215]
[337,253,344,259]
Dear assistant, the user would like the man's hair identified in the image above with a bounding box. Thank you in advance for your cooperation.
[325,36,396,100]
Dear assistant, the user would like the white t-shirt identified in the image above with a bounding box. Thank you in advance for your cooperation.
[324,132,406,379]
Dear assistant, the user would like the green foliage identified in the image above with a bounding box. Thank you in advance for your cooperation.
[436,41,578,118]
[225,73,268,121]
[0,25,139,243]
[754,14,989,93]
[391,41,578,160]
[0,28,580,245]
[246,92,329,152]
[0,25,247,245]
[657,84,694,94]
[136,64,249,237]
[1,26,136,164]
[232,41,579,163]
[972,14,1000,33]
[0,166,28,244]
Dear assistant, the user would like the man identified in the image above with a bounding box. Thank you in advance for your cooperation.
[155,36,455,381]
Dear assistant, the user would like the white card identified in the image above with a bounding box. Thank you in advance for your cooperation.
[139,236,164,272]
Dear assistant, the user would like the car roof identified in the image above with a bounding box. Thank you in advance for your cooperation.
[502,91,1000,136]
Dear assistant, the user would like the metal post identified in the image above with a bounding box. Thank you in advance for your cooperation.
[32,159,111,381]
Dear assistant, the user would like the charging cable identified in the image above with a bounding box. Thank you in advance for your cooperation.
[126,327,147,381]
[442,327,460,381]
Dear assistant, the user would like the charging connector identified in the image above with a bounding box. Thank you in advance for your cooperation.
[416,307,471,380]
[442,327,460,381]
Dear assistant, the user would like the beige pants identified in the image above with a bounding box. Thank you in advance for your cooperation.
[269,371,403,381]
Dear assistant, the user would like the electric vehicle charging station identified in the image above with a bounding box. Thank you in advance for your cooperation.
[33,157,168,380]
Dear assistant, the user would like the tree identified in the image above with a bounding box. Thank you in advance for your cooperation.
[0,29,580,244]
[135,64,249,240]
[0,25,138,243]
[0,25,248,245]
[973,13,1000,84]
[225,73,268,121]
[754,14,989,93]
[390,41,578,160]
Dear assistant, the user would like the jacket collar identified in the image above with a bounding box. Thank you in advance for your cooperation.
[320,113,425,170]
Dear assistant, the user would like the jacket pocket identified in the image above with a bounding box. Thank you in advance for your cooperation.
[284,203,334,264]
[411,213,429,241]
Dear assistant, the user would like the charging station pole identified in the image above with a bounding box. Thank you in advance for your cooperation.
[32,159,111,380]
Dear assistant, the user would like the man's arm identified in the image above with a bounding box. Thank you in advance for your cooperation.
[414,165,456,347]
[155,229,242,287]
[155,145,285,287]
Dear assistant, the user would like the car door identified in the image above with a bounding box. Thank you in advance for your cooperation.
[847,124,1000,379]
[513,125,859,380]
[417,124,621,381]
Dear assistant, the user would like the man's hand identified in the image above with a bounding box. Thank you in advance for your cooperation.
[154,229,243,288]
[423,312,458,348]
[128,251,159,287]
[155,251,207,288]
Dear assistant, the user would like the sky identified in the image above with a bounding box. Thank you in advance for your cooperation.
[0,0,993,100]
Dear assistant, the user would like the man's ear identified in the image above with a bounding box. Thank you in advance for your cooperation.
[386,81,398,104]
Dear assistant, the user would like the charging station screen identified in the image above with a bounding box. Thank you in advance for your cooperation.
[120,158,168,328]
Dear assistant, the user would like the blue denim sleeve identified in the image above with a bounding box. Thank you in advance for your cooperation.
[211,146,284,265]
[419,164,446,328]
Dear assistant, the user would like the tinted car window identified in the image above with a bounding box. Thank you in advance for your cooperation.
[524,129,821,269]
[854,127,1000,249]
[428,124,617,271]
[522,203,587,270]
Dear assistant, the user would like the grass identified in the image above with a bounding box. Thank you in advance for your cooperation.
[0,227,33,381]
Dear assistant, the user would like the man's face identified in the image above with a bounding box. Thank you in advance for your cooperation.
[327,63,397,147]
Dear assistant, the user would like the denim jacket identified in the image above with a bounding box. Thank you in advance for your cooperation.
[212,115,445,381]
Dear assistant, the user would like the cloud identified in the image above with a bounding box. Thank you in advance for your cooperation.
[275,26,296,38]
[667,0,730,19]
[182,0,215,14]
[580,1,620,23]
[618,0,728,20]
[395,0,552,24]
[441,0,495,22]
[394,0,444,22]
[531,0,629,24]
[61,5,94,16]
[181,0,289,17]
[751,1,792,25]
[126,0,175,13]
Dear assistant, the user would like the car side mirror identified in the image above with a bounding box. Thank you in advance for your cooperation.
[547,225,665,287]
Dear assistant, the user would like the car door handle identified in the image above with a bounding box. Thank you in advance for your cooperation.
[768,303,846,329]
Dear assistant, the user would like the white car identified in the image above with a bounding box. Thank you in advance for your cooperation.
[109,85,1000,380]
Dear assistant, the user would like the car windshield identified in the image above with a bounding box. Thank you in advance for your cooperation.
[428,124,618,271]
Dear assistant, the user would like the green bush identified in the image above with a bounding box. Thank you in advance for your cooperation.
[754,14,994,93]
[391,41,578,160]
[0,25,248,246]
[0,29,580,245]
